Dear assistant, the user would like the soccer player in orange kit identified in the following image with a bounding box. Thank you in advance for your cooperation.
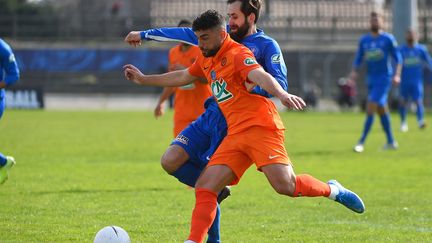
[154,19,212,137]
[124,10,365,243]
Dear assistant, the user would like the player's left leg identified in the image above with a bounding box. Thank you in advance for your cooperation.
[414,85,426,129]
[398,84,410,132]
[378,105,398,149]
[261,164,365,214]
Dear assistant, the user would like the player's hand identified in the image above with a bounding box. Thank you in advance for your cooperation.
[392,75,401,85]
[125,31,142,47]
[279,93,306,110]
[123,64,144,85]
[154,103,165,118]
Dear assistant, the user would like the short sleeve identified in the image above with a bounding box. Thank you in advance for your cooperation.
[187,55,205,77]
[234,49,261,82]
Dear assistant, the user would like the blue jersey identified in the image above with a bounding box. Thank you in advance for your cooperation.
[0,38,20,118]
[399,44,432,86]
[141,27,288,96]
[353,32,402,81]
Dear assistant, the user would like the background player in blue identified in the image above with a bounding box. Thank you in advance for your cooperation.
[350,11,402,153]
[0,38,19,185]
[125,0,287,242]
[398,29,432,132]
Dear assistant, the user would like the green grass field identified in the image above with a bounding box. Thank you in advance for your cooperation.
[0,110,431,242]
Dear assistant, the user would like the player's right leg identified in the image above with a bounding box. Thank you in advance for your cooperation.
[354,101,377,152]
[0,97,15,185]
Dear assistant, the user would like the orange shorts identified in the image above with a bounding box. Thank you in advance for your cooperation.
[208,126,291,185]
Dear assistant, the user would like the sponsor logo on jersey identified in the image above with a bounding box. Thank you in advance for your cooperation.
[365,48,384,61]
[244,58,257,66]
[211,78,233,103]
[271,54,281,64]
[175,134,189,145]
[403,56,420,66]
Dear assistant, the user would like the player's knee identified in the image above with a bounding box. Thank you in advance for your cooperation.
[160,146,188,174]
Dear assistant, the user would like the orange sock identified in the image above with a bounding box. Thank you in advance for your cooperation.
[293,174,331,197]
[187,188,218,243]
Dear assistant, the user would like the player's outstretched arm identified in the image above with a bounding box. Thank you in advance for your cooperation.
[247,68,306,110]
[123,64,197,87]
[125,27,198,47]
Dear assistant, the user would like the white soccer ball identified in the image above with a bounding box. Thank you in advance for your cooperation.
[94,226,131,243]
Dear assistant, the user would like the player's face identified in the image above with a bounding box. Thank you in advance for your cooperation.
[227,1,251,42]
[406,30,416,44]
[370,15,382,33]
[195,28,225,57]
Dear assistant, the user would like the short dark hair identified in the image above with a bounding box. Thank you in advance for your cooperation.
[370,10,381,18]
[227,0,262,23]
[192,10,225,32]
[177,19,192,27]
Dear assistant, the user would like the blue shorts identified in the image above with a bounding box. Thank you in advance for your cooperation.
[367,76,391,106]
[171,97,227,169]
[400,82,423,101]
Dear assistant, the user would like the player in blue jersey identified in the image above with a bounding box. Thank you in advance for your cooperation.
[350,11,402,153]
[125,1,287,242]
[0,38,19,185]
[398,29,432,132]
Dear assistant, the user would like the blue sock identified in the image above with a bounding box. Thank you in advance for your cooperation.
[0,152,7,167]
[416,101,425,125]
[359,114,374,144]
[207,203,221,243]
[398,104,407,124]
[171,161,202,187]
[380,113,394,144]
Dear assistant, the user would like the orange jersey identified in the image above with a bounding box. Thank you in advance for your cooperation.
[188,35,284,135]
[168,44,212,136]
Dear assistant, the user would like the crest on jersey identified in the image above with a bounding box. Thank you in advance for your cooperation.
[211,78,233,103]
[271,54,281,64]
[244,58,257,66]
[211,70,216,80]
[221,57,227,66]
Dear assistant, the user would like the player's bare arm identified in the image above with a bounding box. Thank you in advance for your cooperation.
[392,64,402,85]
[247,67,306,110]
[123,64,197,87]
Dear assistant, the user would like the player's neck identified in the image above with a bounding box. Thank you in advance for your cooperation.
[244,25,257,38]
[370,29,382,37]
